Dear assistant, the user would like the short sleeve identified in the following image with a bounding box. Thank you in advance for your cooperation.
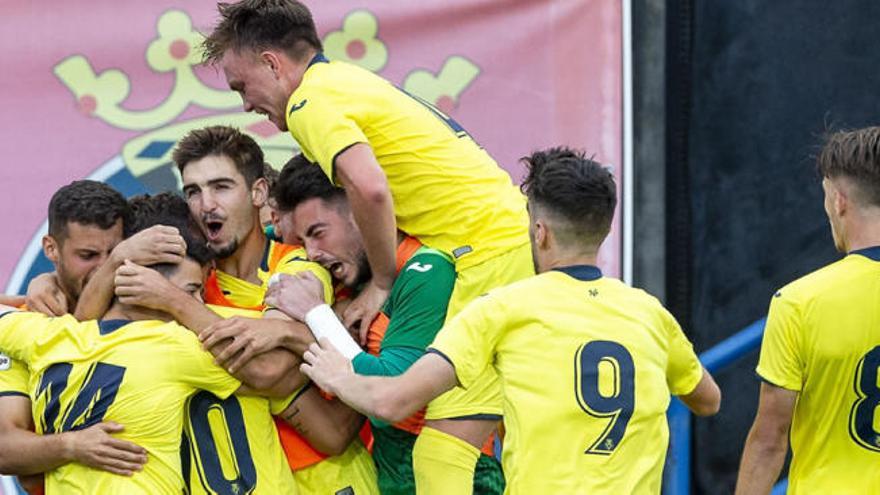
[382,252,455,350]
[755,291,804,391]
[662,309,704,396]
[271,250,335,306]
[428,293,507,389]
[0,354,29,397]
[0,311,54,363]
[285,86,368,183]
[173,327,241,400]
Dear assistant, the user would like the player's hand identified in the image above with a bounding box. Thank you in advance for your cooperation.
[25,272,67,316]
[66,422,147,476]
[199,317,290,373]
[342,280,389,346]
[264,272,326,321]
[114,260,178,311]
[301,338,354,395]
[112,225,186,266]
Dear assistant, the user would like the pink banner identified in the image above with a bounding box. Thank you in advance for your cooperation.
[0,0,622,293]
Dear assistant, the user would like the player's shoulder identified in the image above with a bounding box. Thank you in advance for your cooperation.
[270,241,325,273]
[773,255,862,303]
[401,247,455,275]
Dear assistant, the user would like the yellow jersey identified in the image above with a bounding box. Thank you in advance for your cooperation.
[429,266,704,494]
[0,310,241,495]
[0,304,32,399]
[207,240,333,311]
[756,247,880,494]
[182,304,299,495]
[285,54,529,270]
[0,352,29,397]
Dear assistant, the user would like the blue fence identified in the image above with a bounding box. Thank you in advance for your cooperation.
[664,318,788,494]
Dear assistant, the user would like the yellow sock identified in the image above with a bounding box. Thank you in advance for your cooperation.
[413,426,480,495]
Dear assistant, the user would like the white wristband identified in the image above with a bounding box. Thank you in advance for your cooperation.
[304,304,363,360]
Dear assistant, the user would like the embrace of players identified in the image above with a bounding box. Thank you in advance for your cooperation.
[0,1,875,494]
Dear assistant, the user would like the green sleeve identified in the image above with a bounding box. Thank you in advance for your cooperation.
[381,251,456,350]
[352,346,424,377]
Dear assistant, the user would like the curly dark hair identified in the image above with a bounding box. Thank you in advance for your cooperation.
[47,180,130,242]
[520,147,617,245]
[817,126,880,207]
[272,154,345,212]
[203,0,322,65]
[172,126,265,187]
[126,192,214,268]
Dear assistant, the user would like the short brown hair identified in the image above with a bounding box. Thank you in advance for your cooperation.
[818,126,880,207]
[172,126,265,186]
[203,0,322,65]
[48,180,130,241]
[520,147,617,246]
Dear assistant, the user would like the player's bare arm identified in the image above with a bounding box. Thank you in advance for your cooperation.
[0,294,25,308]
[334,143,397,340]
[302,339,457,424]
[277,385,366,456]
[113,261,304,394]
[75,225,186,320]
[677,367,722,416]
[0,394,146,477]
[734,383,797,495]
[24,272,67,316]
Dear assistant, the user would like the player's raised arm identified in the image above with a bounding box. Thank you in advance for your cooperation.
[334,143,397,339]
[75,224,186,321]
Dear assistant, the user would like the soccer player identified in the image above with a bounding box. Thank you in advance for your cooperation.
[204,2,531,490]
[259,156,462,493]
[0,180,180,492]
[297,147,722,493]
[735,127,880,494]
[0,196,296,494]
[110,125,378,494]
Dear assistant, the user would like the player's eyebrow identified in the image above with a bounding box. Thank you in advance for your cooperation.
[304,222,327,238]
[186,282,203,293]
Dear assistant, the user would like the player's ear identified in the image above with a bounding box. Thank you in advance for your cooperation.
[251,177,269,208]
[833,184,848,218]
[533,219,549,249]
[260,51,282,78]
[42,235,60,264]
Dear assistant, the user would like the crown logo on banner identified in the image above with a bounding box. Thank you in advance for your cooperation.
[52,9,481,192]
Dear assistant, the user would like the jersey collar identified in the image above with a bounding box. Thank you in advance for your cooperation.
[849,245,880,262]
[99,319,131,335]
[308,52,329,68]
[552,265,602,282]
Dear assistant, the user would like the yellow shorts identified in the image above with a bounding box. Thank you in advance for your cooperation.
[426,243,534,420]
[293,440,379,495]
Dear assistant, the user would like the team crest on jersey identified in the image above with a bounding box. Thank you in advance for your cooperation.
[7,8,482,295]
[0,353,11,371]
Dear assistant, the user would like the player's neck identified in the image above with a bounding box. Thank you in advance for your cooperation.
[104,302,172,323]
[539,249,598,274]
[842,211,880,252]
[216,222,267,284]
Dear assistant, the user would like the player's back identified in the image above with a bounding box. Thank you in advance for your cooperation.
[288,58,529,269]
[467,267,702,494]
[757,248,880,493]
[0,312,240,495]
